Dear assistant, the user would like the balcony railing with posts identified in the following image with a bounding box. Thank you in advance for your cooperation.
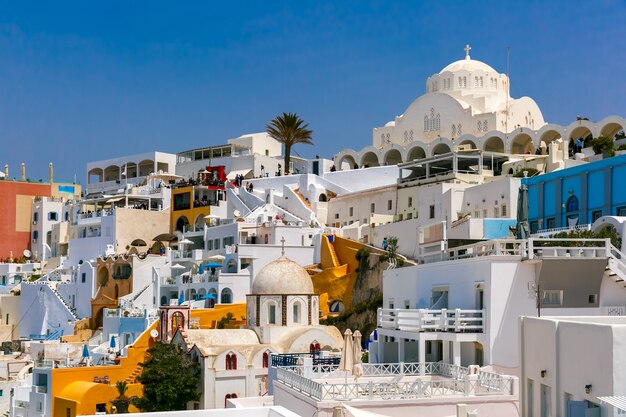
[275,362,515,401]
[419,238,611,264]
[378,308,484,333]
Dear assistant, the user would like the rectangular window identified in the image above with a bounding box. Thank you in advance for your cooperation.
[207,240,213,250]
[388,200,392,210]
[474,211,480,218]
[592,210,602,222]
[81,273,86,283]
[66,408,71,417]
[501,204,507,217]
[483,209,488,218]
[371,203,375,213]
[546,218,555,229]
[269,304,276,324]
[406,212,413,220]
[494,207,499,218]
[173,193,191,211]
[214,239,220,250]
[588,294,598,304]
[617,206,626,216]
[429,205,435,219]
[349,207,354,217]
[408,197,413,208]
[397,214,403,221]
[48,212,58,221]
[334,213,339,219]
[541,290,563,306]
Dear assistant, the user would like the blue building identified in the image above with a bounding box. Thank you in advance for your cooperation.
[524,154,626,233]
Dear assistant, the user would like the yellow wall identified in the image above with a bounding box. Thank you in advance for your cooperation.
[170,186,211,234]
[50,304,247,416]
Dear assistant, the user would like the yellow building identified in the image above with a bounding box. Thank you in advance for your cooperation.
[170,185,215,234]
[310,235,386,317]
[50,304,246,417]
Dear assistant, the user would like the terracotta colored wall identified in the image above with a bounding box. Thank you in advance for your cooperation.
[0,181,52,260]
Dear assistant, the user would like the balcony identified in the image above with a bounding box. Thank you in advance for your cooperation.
[378,308,484,333]
[419,238,610,264]
[275,362,515,401]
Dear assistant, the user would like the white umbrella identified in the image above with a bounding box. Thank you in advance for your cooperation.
[171,264,186,275]
[339,329,354,382]
[352,330,363,380]
[205,254,225,261]
[178,238,194,245]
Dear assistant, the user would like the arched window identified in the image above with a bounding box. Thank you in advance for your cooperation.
[309,341,321,354]
[225,393,238,407]
[477,121,482,132]
[220,288,232,304]
[226,353,238,370]
[483,120,488,131]
[315,343,321,352]
[262,352,270,368]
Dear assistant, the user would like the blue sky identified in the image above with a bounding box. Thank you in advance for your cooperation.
[0,1,624,183]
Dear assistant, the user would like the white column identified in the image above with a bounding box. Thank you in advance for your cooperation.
[377,333,384,363]
[398,338,405,363]
[452,341,461,366]
[443,340,450,364]
[418,338,426,375]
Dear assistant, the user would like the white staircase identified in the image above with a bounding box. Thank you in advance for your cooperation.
[47,283,79,320]
[608,245,626,283]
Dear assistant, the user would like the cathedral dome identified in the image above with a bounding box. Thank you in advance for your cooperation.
[439,57,497,74]
[252,256,314,295]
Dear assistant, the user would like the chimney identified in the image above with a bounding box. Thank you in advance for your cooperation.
[49,162,54,183]
[3,164,7,178]
[21,162,26,181]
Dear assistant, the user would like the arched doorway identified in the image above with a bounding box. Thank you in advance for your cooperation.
[511,133,535,154]
[383,149,402,166]
[483,136,505,153]
[361,152,380,168]
[407,146,426,161]
[175,216,189,233]
[220,288,233,304]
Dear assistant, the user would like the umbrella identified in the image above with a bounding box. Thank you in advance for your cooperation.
[178,293,185,305]
[171,264,186,271]
[130,239,147,247]
[201,293,217,300]
[110,336,116,349]
[339,329,354,382]
[178,238,194,245]
[516,184,530,239]
[204,214,221,219]
[204,262,223,269]
[82,344,90,358]
[352,330,363,379]
[205,254,225,262]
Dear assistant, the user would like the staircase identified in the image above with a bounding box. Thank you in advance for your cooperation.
[608,245,626,284]
[125,365,142,383]
[48,283,80,320]
[326,237,340,267]
[293,188,312,209]
[121,283,152,309]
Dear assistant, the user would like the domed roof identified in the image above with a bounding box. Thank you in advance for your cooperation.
[440,57,497,74]
[252,256,314,295]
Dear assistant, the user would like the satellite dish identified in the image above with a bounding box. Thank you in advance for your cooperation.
[23,249,32,259]
[233,210,241,217]
[150,329,159,338]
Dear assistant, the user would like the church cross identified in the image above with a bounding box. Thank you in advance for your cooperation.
[464,44,472,59]
[280,237,286,256]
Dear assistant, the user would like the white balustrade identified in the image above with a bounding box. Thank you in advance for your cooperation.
[379,308,484,332]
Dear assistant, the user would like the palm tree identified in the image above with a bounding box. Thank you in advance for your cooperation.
[266,113,313,175]
[110,380,135,413]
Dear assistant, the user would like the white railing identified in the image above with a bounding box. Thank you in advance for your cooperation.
[526,238,609,260]
[603,306,626,316]
[275,362,514,401]
[419,238,611,264]
[378,308,484,332]
[532,223,591,237]
[608,245,626,283]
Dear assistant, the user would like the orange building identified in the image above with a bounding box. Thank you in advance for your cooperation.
[0,163,80,261]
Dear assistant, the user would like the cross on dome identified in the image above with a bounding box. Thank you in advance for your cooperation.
[280,236,286,256]
[464,44,472,60]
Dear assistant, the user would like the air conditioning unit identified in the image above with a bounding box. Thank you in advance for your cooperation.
[455,144,472,152]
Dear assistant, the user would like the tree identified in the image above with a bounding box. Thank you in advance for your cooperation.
[110,381,135,414]
[266,113,313,174]
[590,136,615,157]
[133,342,201,412]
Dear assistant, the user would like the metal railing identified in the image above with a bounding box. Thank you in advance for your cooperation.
[275,362,514,401]
[378,308,484,333]
[532,223,591,237]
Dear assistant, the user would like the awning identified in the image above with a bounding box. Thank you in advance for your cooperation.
[598,396,626,412]
[148,173,183,182]
[226,169,252,180]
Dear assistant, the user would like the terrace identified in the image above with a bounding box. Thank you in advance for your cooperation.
[275,362,516,402]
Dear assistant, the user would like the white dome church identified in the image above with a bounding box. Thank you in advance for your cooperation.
[373,45,545,149]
